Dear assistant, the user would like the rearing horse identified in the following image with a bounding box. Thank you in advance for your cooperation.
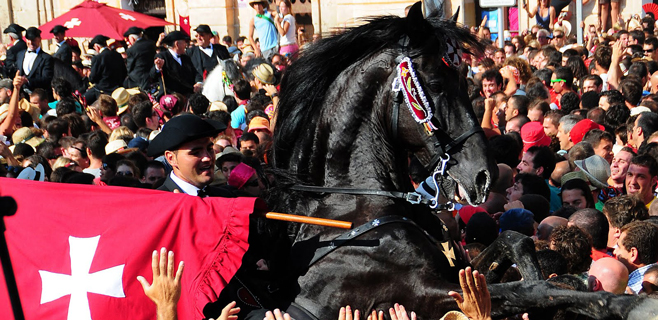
[267,3,658,319]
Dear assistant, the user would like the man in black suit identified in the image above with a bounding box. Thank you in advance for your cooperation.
[15,27,54,95]
[50,25,72,64]
[85,34,127,103]
[147,114,233,197]
[149,31,202,98]
[3,24,27,78]
[187,25,230,80]
[123,26,156,89]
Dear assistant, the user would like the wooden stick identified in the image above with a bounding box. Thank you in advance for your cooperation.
[160,72,167,96]
[264,212,353,229]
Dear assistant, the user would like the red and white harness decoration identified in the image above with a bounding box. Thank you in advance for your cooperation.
[393,57,438,132]
[443,37,463,67]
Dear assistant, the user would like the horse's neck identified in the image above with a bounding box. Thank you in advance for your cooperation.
[292,56,412,227]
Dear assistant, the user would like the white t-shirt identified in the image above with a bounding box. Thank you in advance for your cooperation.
[280,14,297,46]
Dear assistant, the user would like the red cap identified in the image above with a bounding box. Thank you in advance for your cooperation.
[520,121,551,153]
[570,119,605,145]
[227,163,256,189]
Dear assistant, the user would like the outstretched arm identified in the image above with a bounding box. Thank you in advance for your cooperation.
[0,71,25,136]
[137,248,184,320]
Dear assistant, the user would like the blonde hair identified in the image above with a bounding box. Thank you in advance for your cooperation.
[52,157,77,170]
[109,126,134,143]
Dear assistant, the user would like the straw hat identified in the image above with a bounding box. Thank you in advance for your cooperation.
[252,63,275,84]
[11,127,44,151]
[248,0,268,7]
[112,87,130,114]
[209,101,228,112]
[105,139,138,155]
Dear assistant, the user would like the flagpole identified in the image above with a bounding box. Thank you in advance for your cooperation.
[0,196,25,320]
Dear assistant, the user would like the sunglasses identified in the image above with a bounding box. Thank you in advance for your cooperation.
[550,78,566,83]
[645,48,655,53]
[116,171,134,177]
[554,34,564,39]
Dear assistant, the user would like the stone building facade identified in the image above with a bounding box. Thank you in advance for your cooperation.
[0,0,651,46]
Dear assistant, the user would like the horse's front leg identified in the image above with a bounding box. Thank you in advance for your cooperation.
[471,230,543,283]
[488,279,658,320]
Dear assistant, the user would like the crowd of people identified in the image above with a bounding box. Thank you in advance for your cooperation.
[454,3,658,302]
[2,0,658,319]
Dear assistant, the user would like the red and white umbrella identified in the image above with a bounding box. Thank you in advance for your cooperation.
[38,0,173,40]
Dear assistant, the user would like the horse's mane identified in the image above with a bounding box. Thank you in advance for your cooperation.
[272,15,479,167]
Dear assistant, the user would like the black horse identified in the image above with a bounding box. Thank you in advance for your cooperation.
[260,2,658,320]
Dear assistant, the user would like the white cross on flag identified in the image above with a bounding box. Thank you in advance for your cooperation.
[0,178,256,320]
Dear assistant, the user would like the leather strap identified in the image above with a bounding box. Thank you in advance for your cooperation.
[308,215,417,267]
[289,184,428,205]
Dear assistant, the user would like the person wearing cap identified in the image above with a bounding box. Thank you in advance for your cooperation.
[569,119,605,150]
[251,63,276,91]
[50,25,72,64]
[187,25,230,80]
[85,34,128,104]
[248,0,279,59]
[3,24,26,77]
[147,114,232,197]
[574,155,611,211]
[247,116,271,144]
[16,27,54,94]
[150,31,202,98]
[123,26,156,89]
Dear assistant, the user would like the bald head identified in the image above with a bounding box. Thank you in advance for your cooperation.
[491,163,514,194]
[588,257,629,294]
[549,160,570,187]
[651,71,658,94]
[537,216,568,240]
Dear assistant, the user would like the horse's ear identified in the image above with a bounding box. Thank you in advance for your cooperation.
[423,0,444,19]
[450,7,460,21]
[407,2,424,23]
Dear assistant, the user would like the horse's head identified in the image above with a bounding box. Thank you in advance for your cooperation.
[393,3,497,205]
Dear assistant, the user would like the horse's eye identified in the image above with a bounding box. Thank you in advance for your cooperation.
[428,80,442,91]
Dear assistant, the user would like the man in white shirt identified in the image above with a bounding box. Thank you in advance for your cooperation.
[147,114,233,197]
[15,27,54,94]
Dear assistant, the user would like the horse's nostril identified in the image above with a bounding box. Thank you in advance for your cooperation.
[476,170,490,194]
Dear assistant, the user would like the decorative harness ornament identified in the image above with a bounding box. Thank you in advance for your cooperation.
[392,57,438,132]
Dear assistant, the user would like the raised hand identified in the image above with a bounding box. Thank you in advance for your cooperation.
[137,248,184,308]
[265,308,292,320]
[448,267,492,320]
[215,301,240,320]
[338,306,360,320]
[389,304,416,320]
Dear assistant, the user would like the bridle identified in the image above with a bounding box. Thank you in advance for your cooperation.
[290,35,482,211]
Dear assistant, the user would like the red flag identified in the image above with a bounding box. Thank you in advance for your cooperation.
[0,178,255,320]
[180,16,191,36]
